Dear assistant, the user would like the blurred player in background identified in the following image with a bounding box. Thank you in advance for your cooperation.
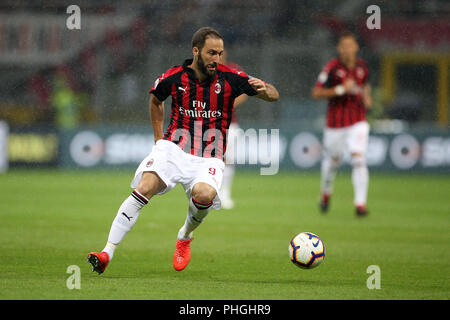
[312,31,372,217]
[87,27,279,274]
[219,49,248,210]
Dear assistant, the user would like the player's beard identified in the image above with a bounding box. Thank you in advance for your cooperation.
[197,53,217,80]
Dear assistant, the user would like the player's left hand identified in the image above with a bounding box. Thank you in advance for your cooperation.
[363,95,372,109]
[249,77,279,101]
[248,77,267,93]
[362,84,372,109]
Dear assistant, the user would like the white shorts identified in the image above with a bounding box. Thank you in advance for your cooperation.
[323,121,370,159]
[131,139,225,210]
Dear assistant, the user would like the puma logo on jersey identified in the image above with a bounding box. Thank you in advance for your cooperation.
[178,86,187,93]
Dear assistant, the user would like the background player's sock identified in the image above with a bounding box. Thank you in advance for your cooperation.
[352,158,369,207]
[105,190,149,258]
[320,156,338,196]
[178,198,212,240]
[220,164,235,201]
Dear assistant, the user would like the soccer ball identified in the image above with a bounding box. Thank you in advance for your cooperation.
[289,232,325,269]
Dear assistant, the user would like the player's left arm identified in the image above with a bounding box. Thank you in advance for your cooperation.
[248,77,279,102]
[361,62,372,109]
[362,83,372,109]
[233,94,248,108]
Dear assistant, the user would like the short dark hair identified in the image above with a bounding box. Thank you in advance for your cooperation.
[338,31,358,43]
[191,27,223,51]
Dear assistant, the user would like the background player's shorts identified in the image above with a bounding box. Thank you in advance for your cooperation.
[131,139,225,210]
[323,121,370,159]
[223,122,242,165]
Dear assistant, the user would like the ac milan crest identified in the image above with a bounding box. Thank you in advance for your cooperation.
[146,159,154,167]
[214,82,221,94]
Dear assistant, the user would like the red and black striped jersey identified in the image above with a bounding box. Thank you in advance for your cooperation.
[315,58,370,128]
[224,61,244,125]
[150,59,258,159]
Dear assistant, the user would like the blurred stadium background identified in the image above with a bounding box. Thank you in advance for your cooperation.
[0,0,449,172]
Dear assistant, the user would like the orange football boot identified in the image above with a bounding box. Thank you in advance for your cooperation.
[173,238,193,271]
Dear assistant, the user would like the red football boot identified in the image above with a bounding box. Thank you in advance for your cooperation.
[356,205,369,217]
[87,251,110,274]
[319,193,330,213]
[173,238,193,271]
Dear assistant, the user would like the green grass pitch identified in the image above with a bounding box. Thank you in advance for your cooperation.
[0,169,449,300]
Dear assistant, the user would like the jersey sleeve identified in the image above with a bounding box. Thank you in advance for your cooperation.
[314,60,336,89]
[149,72,174,102]
[228,71,258,97]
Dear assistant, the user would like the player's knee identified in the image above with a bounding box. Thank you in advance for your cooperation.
[137,172,166,199]
[331,156,341,166]
[324,154,340,167]
[351,154,366,168]
[192,183,216,204]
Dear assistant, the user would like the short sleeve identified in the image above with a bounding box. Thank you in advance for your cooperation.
[149,74,172,102]
[229,72,258,97]
[315,58,342,89]
[315,65,334,89]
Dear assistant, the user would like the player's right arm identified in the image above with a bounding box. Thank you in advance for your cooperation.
[312,79,355,99]
[311,60,355,100]
[149,68,180,143]
[149,95,164,143]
